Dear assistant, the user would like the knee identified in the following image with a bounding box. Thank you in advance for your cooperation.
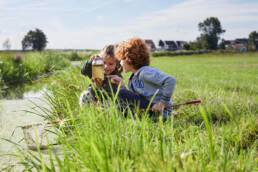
[118,89,131,99]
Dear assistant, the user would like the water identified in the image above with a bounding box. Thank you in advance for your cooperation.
[0,88,50,170]
[92,65,104,80]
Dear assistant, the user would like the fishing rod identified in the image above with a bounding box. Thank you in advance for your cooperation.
[165,100,201,108]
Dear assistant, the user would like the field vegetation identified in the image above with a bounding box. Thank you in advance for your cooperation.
[2,52,258,171]
[0,50,98,98]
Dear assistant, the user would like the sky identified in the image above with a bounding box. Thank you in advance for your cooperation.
[0,0,258,50]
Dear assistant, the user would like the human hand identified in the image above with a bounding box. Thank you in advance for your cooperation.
[90,54,100,61]
[107,75,124,85]
[92,77,103,88]
[151,101,166,112]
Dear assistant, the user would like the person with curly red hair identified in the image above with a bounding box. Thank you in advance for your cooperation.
[108,37,176,119]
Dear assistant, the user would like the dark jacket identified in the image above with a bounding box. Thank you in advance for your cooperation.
[81,59,123,100]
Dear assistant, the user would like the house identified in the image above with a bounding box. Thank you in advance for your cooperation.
[235,38,248,45]
[224,38,248,52]
[224,40,235,49]
[176,41,187,50]
[145,40,156,51]
[163,40,178,51]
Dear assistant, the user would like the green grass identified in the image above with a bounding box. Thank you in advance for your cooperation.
[4,53,258,171]
[0,51,71,98]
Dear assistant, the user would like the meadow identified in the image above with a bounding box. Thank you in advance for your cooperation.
[2,52,258,171]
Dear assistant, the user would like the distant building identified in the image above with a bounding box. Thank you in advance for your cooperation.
[145,40,156,51]
[176,41,187,50]
[163,40,178,51]
[224,38,248,52]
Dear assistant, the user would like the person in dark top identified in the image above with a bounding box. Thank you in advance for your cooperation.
[79,45,123,107]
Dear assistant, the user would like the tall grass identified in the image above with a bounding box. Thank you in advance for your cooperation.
[0,52,70,88]
[3,53,258,171]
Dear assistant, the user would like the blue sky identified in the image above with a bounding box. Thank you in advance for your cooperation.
[0,0,258,50]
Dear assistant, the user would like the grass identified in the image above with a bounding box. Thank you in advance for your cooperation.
[0,51,71,98]
[2,53,258,171]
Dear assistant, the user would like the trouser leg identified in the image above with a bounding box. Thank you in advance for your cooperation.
[117,89,154,115]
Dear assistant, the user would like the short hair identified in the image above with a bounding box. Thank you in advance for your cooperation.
[115,37,150,70]
[100,44,122,74]
[100,44,115,58]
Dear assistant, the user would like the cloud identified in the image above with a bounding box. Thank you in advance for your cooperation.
[114,0,258,42]
[1,0,258,49]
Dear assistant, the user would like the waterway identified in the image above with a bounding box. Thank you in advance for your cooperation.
[0,88,50,170]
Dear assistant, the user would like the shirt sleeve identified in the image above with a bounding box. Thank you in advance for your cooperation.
[81,59,92,78]
[140,69,176,104]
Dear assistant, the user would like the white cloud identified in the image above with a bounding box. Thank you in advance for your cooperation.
[1,0,258,50]
[128,0,258,40]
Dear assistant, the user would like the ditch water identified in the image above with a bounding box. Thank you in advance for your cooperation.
[0,87,51,169]
[0,61,80,170]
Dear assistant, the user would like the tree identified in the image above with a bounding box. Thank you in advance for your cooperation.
[2,38,11,50]
[218,39,226,49]
[198,17,225,50]
[189,41,202,50]
[22,28,48,51]
[158,40,164,48]
[183,42,190,50]
[248,31,258,51]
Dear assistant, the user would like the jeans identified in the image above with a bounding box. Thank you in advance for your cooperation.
[117,88,171,119]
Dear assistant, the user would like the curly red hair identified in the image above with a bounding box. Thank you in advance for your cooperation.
[115,37,150,70]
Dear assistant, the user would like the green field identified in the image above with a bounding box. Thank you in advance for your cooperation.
[4,53,258,171]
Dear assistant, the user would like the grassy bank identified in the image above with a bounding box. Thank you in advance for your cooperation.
[0,51,71,97]
[5,53,258,171]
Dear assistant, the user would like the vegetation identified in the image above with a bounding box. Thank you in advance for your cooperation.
[152,50,211,57]
[22,28,48,51]
[248,31,258,51]
[197,17,225,50]
[4,53,257,171]
[0,51,70,89]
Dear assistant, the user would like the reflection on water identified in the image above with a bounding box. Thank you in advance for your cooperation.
[1,82,48,99]
[1,85,26,99]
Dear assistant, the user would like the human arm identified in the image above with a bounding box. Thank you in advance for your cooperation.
[82,55,105,88]
[141,68,176,105]
[81,55,99,77]
[81,59,92,77]
[92,77,103,88]
[107,75,125,86]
